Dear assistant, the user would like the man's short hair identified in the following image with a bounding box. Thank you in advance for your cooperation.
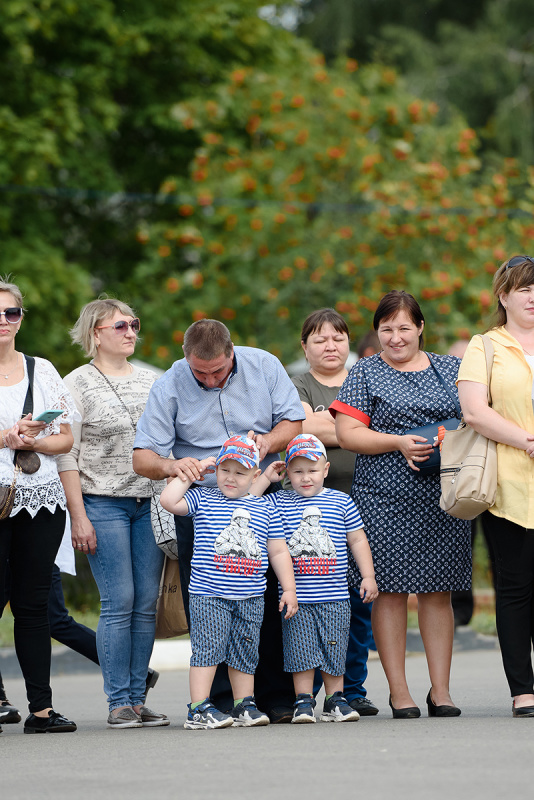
[183,319,233,360]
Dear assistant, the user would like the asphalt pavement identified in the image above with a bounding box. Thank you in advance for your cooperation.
[0,629,531,800]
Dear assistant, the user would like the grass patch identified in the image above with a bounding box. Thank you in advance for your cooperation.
[0,607,101,648]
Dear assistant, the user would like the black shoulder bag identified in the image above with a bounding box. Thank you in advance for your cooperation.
[404,354,462,476]
[0,356,40,520]
[15,356,41,475]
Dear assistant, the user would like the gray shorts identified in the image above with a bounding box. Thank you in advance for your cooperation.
[189,594,264,674]
[282,600,351,675]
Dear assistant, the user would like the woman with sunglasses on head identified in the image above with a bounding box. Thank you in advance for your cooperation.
[458,255,534,717]
[0,277,78,734]
[57,299,168,729]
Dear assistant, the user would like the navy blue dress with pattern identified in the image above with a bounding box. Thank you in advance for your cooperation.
[333,352,471,593]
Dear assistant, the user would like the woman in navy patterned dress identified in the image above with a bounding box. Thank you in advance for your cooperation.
[331,291,470,718]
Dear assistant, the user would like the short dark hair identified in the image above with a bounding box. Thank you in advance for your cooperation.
[357,331,380,358]
[183,319,233,360]
[300,308,349,344]
[492,256,534,327]
[373,290,425,347]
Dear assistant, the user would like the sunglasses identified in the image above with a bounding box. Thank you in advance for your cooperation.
[0,307,23,324]
[95,318,141,334]
[506,255,534,269]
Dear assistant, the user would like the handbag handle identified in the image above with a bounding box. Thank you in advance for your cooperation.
[13,355,36,466]
[21,355,35,417]
[426,353,462,418]
[427,334,494,419]
[479,334,494,406]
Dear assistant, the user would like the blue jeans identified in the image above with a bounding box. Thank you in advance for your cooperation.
[343,587,374,701]
[84,496,164,711]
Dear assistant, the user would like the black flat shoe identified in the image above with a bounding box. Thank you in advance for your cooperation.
[145,668,160,697]
[349,697,379,716]
[512,701,534,717]
[24,710,77,734]
[268,706,294,724]
[0,699,21,724]
[389,695,421,719]
[426,690,461,717]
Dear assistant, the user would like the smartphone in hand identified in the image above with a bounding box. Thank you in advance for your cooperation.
[33,409,63,424]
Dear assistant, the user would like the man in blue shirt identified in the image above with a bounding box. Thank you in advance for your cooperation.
[133,318,304,722]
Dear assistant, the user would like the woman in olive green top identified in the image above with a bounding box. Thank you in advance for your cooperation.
[291,308,378,715]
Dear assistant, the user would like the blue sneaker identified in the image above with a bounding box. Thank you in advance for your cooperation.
[320,692,360,723]
[184,699,233,730]
[231,696,270,727]
[291,693,316,724]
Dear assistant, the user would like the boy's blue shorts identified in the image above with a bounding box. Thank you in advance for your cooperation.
[282,599,351,675]
[189,594,264,674]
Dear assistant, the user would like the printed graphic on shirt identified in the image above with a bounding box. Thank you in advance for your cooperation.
[288,506,337,578]
[288,506,337,558]
[184,487,284,599]
[214,507,262,575]
[266,488,363,602]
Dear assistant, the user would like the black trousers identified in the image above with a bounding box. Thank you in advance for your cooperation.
[175,513,294,713]
[48,564,99,664]
[0,507,65,712]
[483,510,534,696]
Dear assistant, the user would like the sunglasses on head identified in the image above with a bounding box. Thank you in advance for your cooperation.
[0,307,23,323]
[95,318,141,334]
[505,255,534,270]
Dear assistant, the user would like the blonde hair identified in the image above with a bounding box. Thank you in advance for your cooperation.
[70,297,136,358]
[0,275,24,309]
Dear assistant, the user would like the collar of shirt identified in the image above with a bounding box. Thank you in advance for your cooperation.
[491,325,527,352]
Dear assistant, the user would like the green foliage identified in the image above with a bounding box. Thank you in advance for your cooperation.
[296,0,534,162]
[131,52,534,366]
[1,0,534,373]
[0,0,297,371]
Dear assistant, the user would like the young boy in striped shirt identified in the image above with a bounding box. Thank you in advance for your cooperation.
[160,435,297,730]
[253,434,378,724]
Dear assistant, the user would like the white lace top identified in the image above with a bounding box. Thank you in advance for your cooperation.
[0,356,80,518]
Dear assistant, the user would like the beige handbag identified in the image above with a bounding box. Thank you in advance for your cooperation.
[155,555,189,639]
[439,335,497,520]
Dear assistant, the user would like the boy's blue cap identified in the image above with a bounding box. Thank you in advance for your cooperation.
[216,435,260,469]
[285,434,327,465]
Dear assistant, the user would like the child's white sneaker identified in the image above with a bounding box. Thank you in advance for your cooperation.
[291,693,316,724]
[184,699,233,730]
[320,692,360,722]
[231,696,270,727]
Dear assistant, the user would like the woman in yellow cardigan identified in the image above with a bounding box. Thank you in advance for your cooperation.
[459,254,534,717]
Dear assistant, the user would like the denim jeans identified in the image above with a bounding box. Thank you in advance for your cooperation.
[84,495,164,711]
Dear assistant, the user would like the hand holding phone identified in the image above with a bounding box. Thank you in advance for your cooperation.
[34,409,63,424]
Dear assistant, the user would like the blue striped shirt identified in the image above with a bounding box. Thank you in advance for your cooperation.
[266,488,364,602]
[184,487,286,599]
[133,346,305,487]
